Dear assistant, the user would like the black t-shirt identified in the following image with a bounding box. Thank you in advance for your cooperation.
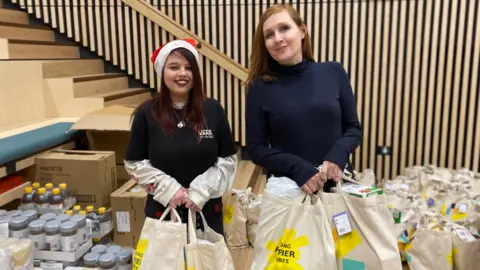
[125,97,237,188]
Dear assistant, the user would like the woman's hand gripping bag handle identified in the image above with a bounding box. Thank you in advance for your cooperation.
[185,209,235,270]
[133,206,187,270]
[319,172,403,270]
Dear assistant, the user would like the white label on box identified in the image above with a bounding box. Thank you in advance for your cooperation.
[0,222,9,238]
[458,203,468,213]
[40,262,63,270]
[399,184,410,190]
[333,211,352,236]
[116,211,131,232]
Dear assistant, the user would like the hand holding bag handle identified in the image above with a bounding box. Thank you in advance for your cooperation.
[158,205,183,224]
[313,165,364,197]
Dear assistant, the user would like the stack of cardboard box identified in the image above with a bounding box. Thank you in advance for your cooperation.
[34,105,147,248]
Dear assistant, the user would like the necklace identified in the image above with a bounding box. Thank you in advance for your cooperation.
[173,109,185,128]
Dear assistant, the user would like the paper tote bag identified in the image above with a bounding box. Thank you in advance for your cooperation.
[185,209,235,270]
[138,207,187,270]
[223,190,249,248]
[320,181,402,270]
[133,217,156,270]
[451,230,480,270]
[250,191,337,270]
[405,228,453,270]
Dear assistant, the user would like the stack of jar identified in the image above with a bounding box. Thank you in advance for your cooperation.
[0,209,90,252]
[67,205,113,244]
[83,245,132,269]
[20,182,75,214]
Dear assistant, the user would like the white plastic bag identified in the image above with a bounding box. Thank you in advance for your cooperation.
[265,176,304,200]
[0,237,34,270]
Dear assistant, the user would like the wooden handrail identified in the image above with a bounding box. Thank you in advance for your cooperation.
[121,0,248,82]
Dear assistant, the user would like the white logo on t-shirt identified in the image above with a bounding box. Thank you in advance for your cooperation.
[199,129,214,139]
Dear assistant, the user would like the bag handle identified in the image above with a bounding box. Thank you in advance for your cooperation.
[158,206,182,224]
[313,165,364,196]
[187,208,209,243]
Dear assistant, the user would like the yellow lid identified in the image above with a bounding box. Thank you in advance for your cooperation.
[73,205,81,211]
[45,183,53,189]
[66,210,73,216]
[37,188,46,195]
[79,210,87,215]
[86,206,94,212]
[52,188,60,195]
[98,207,106,214]
[59,183,67,189]
[32,182,40,189]
[24,187,33,193]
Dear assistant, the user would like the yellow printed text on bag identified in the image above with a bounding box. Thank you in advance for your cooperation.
[132,239,148,270]
[223,204,234,225]
[265,228,309,269]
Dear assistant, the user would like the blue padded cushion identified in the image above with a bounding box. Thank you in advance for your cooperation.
[0,122,84,165]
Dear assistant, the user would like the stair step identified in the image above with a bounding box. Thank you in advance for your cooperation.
[42,59,105,78]
[0,8,29,24]
[104,90,152,107]
[72,73,126,83]
[91,88,151,101]
[72,73,128,98]
[0,39,79,59]
[0,22,54,42]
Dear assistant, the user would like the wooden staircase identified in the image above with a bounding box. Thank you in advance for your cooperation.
[0,5,151,124]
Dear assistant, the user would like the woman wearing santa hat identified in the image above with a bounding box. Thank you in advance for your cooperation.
[124,39,238,234]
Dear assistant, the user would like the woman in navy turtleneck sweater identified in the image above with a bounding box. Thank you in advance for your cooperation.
[245,4,362,194]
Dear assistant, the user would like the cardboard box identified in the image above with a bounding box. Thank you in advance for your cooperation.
[111,179,147,248]
[116,164,130,188]
[341,183,383,198]
[35,150,116,208]
[70,105,136,164]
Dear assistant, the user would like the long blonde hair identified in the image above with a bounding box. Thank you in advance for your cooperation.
[245,4,315,88]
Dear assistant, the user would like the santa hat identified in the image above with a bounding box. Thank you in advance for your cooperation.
[150,38,199,79]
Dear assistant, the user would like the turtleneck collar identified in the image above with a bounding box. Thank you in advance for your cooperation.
[267,55,312,75]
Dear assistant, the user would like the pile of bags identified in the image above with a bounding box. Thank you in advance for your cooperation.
[383,165,480,269]
[131,164,480,270]
[249,171,403,270]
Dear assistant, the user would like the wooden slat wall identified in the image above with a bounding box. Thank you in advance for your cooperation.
[12,0,480,180]
[12,0,246,145]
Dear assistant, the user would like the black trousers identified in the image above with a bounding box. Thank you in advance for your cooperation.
[144,195,224,235]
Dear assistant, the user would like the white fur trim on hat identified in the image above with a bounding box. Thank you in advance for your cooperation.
[152,39,199,79]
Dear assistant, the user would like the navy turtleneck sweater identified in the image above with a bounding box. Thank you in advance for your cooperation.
[245,58,362,188]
